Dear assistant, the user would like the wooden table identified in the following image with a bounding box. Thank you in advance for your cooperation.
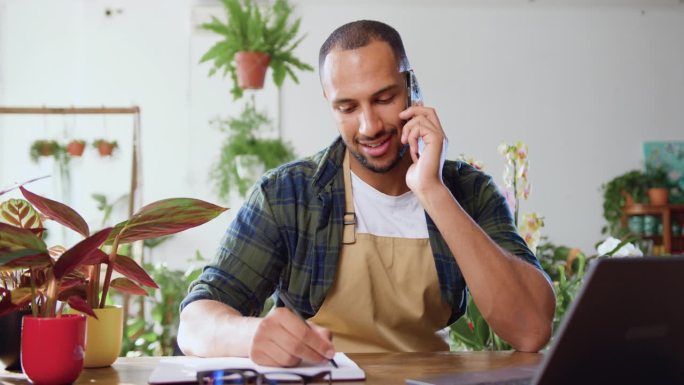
[1,352,542,385]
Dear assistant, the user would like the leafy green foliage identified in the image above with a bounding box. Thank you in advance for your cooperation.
[449,297,511,351]
[601,170,648,235]
[29,140,63,163]
[200,0,313,99]
[210,97,296,198]
[645,165,670,189]
[118,251,206,357]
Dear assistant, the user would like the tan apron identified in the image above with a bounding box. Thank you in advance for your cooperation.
[309,152,452,352]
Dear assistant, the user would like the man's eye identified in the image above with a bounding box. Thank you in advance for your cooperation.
[377,96,395,104]
[337,105,356,114]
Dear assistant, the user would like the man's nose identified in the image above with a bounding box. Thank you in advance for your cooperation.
[358,107,383,138]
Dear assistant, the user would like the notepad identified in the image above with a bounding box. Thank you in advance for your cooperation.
[148,352,365,384]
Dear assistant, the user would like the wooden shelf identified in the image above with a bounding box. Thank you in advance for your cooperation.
[621,204,684,255]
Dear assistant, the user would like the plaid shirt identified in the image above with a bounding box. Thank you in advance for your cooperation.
[182,137,541,325]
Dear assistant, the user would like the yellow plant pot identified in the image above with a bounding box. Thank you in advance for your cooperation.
[71,306,123,368]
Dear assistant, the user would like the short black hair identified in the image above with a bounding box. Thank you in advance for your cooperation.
[318,20,410,74]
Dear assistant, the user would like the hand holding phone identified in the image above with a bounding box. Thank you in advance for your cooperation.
[404,70,447,178]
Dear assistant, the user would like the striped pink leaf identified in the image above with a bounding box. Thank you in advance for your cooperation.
[110,277,148,296]
[66,295,97,319]
[106,198,227,244]
[53,227,113,280]
[111,254,158,288]
[20,186,89,238]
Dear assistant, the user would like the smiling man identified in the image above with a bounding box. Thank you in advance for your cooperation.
[178,20,555,367]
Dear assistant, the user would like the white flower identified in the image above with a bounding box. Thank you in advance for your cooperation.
[596,237,643,257]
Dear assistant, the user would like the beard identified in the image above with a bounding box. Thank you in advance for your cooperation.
[347,128,409,173]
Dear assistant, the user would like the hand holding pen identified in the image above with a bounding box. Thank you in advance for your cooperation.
[277,292,339,368]
[249,292,337,368]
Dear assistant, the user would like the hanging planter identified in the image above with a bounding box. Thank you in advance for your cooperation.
[93,139,118,157]
[199,0,313,100]
[29,140,61,163]
[235,51,271,90]
[66,139,86,157]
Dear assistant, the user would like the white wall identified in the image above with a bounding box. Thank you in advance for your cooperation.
[1,0,683,267]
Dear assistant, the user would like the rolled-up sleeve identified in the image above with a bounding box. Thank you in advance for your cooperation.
[180,182,286,316]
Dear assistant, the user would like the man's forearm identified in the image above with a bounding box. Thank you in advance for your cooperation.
[419,185,555,351]
[178,299,259,357]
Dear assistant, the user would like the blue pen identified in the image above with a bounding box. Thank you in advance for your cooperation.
[277,291,339,368]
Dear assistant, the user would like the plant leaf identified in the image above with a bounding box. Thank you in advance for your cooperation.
[81,248,109,266]
[20,187,90,237]
[67,295,97,319]
[0,175,50,197]
[53,227,113,280]
[110,277,149,296]
[0,199,43,230]
[107,198,227,244]
[0,223,50,268]
[111,254,158,288]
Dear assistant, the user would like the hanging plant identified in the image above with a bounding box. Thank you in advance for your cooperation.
[199,0,313,99]
[93,139,118,157]
[29,140,62,163]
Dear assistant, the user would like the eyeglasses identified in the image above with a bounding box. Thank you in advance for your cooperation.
[197,368,332,385]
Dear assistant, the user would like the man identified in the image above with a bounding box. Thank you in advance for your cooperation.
[178,20,555,367]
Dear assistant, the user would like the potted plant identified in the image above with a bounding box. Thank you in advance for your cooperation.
[645,165,670,206]
[0,183,227,368]
[199,0,313,99]
[601,170,648,235]
[93,139,118,157]
[66,139,86,157]
[210,97,296,198]
[29,140,62,163]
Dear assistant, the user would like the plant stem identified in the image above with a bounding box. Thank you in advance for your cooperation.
[29,268,37,317]
[45,270,58,318]
[513,161,519,227]
[99,236,121,308]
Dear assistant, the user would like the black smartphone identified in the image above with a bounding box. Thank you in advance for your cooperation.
[404,70,425,155]
[405,69,422,108]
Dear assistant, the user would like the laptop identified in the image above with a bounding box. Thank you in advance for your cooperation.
[407,256,684,385]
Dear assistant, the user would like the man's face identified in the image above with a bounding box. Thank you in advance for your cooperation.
[321,40,408,173]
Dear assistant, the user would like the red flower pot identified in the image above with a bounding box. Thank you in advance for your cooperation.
[21,314,86,385]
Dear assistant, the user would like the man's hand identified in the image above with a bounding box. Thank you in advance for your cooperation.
[399,104,448,198]
[249,308,335,367]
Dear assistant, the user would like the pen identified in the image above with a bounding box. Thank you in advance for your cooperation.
[277,291,339,368]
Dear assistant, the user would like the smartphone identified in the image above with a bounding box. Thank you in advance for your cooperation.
[405,70,425,155]
[404,70,448,176]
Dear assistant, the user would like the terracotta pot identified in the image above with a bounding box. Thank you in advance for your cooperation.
[235,51,271,90]
[21,314,86,385]
[66,140,86,157]
[648,187,668,206]
[620,190,635,207]
[39,142,55,156]
[97,142,115,156]
[79,306,123,368]
[0,309,30,371]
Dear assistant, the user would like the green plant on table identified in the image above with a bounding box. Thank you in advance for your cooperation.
[210,97,296,198]
[199,0,313,99]
[601,170,648,235]
[119,250,206,356]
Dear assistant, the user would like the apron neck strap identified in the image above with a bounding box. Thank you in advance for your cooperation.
[342,151,356,244]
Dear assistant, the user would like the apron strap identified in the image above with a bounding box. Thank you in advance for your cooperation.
[342,151,356,245]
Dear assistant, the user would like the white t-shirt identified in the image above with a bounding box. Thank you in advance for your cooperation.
[350,171,429,239]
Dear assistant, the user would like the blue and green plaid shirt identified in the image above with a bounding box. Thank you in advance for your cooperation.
[182,137,541,325]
